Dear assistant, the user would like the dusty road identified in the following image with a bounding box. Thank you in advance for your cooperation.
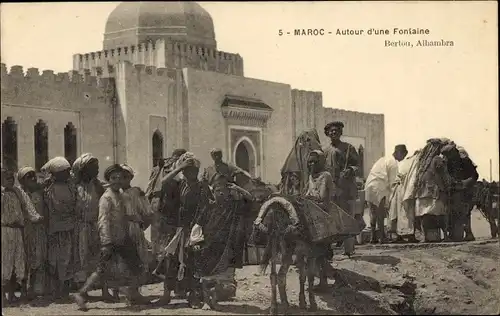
[3,211,499,315]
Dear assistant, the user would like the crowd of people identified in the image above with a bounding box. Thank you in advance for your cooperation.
[1,147,257,311]
[2,122,497,312]
[364,138,498,244]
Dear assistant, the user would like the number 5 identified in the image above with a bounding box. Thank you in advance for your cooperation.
[278,29,283,36]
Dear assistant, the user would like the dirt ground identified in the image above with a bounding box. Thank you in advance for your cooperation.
[3,211,499,315]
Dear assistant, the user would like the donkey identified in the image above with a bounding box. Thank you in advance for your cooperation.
[251,129,335,314]
[252,129,362,315]
[253,195,325,314]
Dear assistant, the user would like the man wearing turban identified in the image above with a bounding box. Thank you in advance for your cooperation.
[17,166,47,299]
[41,157,78,300]
[145,149,187,255]
[2,166,43,305]
[153,152,210,308]
[119,164,154,297]
[71,154,115,301]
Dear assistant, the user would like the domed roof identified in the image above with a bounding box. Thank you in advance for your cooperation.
[103,2,217,50]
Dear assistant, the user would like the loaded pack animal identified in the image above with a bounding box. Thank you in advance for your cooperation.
[473,180,499,239]
[250,129,361,315]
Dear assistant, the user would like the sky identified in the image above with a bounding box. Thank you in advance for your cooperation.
[1,1,498,180]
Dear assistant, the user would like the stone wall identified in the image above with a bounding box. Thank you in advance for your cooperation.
[1,63,114,178]
[112,61,175,188]
[322,108,385,177]
[183,68,293,184]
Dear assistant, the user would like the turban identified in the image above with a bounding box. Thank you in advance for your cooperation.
[120,164,135,177]
[104,164,123,181]
[176,152,201,169]
[72,153,97,174]
[172,148,187,158]
[210,148,223,155]
[17,166,36,182]
[41,157,71,174]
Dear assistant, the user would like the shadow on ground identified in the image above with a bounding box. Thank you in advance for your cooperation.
[351,254,401,267]
[311,262,416,315]
[105,301,266,315]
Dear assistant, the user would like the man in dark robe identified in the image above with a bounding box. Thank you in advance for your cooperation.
[322,121,360,255]
[145,149,186,254]
[442,146,479,241]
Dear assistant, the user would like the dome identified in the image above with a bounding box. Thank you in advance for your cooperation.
[103,2,217,50]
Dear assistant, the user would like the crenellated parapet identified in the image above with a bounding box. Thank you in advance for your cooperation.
[165,41,243,76]
[0,63,115,107]
[73,39,244,77]
[0,63,114,89]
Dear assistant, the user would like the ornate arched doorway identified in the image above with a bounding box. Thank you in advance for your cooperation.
[234,137,256,177]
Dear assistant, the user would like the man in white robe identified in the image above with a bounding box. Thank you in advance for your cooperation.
[364,145,408,243]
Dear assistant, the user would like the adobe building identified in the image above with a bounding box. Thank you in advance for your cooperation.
[1,1,385,190]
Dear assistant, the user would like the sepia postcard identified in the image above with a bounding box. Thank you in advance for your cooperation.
[1,1,498,315]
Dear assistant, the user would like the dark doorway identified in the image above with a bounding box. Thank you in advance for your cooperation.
[152,130,164,167]
[235,141,251,173]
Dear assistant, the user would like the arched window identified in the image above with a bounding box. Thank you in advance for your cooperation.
[358,145,365,178]
[2,117,18,170]
[152,130,164,167]
[64,122,77,165]
[34,120,49,171]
